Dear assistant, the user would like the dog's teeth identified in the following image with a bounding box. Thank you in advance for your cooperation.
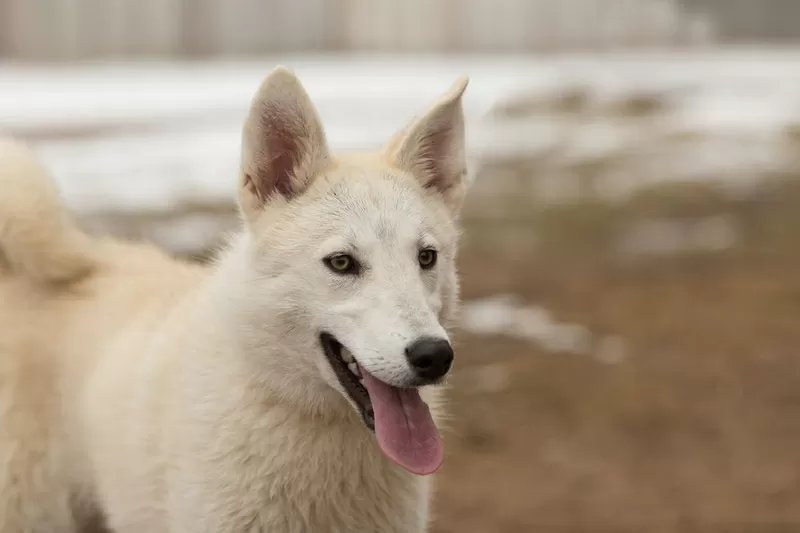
[341,348,354,364]
[348,362,359,375]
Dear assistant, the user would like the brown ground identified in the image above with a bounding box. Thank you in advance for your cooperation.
[431,178,800,533]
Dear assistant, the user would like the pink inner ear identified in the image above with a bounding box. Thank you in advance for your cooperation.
[415,124,457,194]
[252,111,305,201]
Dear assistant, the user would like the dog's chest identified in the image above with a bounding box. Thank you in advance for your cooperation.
[187,410,432,533]
[252,444,430,533]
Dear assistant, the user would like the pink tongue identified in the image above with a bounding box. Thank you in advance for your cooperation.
[360,370,443,475]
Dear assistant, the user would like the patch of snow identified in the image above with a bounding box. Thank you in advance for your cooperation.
[1,50,799,218]
[460,294,620,362]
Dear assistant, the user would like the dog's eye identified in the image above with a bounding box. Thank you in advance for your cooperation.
[324,254,359,275]
[418,249,438,269]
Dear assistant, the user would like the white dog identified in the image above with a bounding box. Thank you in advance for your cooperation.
[0,66,470,533]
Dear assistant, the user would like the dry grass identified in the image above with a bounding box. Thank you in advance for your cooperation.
[490,87,671,121]
[490,86,593,119]
[603,91,672,118]
[785,123,800,144]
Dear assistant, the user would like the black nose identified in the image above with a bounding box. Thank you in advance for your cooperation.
[405,337,454,381]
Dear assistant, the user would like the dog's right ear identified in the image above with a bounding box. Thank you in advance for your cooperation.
[238,66,330,221]
[384,76,469,214]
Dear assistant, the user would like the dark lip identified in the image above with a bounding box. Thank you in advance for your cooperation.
[319,332,375,430]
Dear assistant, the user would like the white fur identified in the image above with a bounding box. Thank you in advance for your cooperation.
[0,67,470,533]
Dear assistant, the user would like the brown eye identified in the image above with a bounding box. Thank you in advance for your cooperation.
[324,254,359,275]
[418,249,438,269]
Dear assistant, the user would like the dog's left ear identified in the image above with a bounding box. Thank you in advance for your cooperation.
[385,76,469,212]
[239,66,330,222]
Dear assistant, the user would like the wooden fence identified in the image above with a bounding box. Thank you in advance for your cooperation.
[0,0,795,61]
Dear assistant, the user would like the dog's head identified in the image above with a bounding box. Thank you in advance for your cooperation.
[230,67,470,475]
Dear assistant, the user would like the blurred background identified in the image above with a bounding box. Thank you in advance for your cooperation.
[3,1,800,532]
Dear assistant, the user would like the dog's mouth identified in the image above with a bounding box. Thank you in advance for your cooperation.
[319,333,374,429]
[319,332,443,476]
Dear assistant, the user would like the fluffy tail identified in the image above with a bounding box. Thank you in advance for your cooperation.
[0,137,98,283]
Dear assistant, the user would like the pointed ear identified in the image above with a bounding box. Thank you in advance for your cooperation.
[385,76,469,212]
[239,66,330,219]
